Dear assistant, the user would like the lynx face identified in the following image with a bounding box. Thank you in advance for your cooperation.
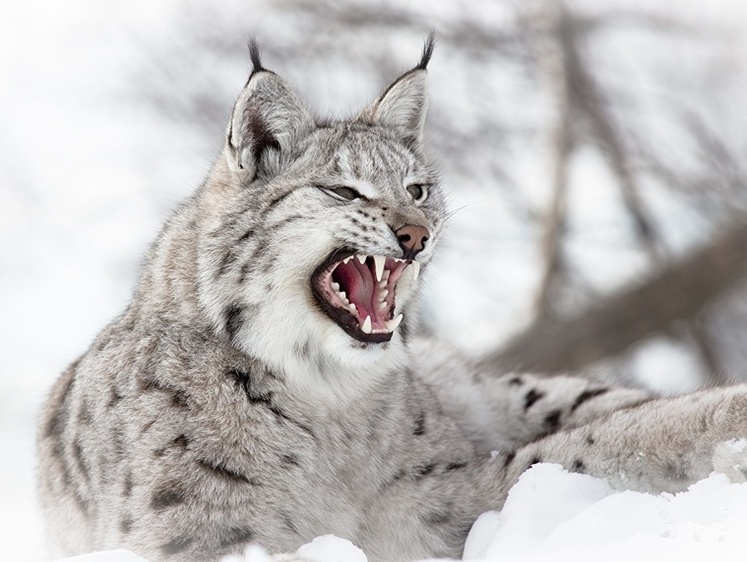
[304,128,442,344]
[196,40,445,397]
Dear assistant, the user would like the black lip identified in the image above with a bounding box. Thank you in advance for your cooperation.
[310,247,393,344]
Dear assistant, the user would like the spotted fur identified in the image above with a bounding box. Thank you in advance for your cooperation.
[37,38,747,562]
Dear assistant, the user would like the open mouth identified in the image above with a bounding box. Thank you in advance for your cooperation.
[311,249,420,343]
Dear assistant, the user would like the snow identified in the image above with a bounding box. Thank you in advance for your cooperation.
[4,1,747,561]
[52,465,747,561]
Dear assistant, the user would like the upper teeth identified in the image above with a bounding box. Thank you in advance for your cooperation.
[327,254,418,336]
[373,255,386,282]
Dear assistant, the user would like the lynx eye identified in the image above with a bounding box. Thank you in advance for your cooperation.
[327,186,362,201]
[406,183,428,203]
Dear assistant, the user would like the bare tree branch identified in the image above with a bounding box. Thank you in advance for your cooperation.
[522,1,573,317]
[480,220,747,373]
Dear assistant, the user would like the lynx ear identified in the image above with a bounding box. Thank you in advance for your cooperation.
[360,33,435,147]
[227,40,314,179]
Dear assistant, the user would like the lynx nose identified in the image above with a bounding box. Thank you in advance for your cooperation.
[395,225,430,260]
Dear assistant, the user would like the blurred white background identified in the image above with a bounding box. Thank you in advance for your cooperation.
[3,1,747,559]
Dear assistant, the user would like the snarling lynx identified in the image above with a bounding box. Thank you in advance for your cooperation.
[37,37,747,562]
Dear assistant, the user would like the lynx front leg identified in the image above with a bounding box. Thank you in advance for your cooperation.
[412,337,651,452]
[504,385,747,494]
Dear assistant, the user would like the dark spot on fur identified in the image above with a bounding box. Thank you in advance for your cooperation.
[280,453,300,467]
[268,404,316,439]
[139,377,190,410]
[112,425,125,463]
[263,188,293,212]
[281,512,299,535]
[95,334,111,352]
[508,376,523,386]
[387,468,407,486]
[226,368,252,397]
[123,472,133,497]
[171,390,189,409]
[572,459,585,472]
[544,409,562,431]
[503,451,517,469]
[107,388,123,409]
[239,262,251,284]
[151,483,186,510]
[141,419,155,435]
[217,526,256,551]
[422,511,451,526]
[153,434,189,458]
[235,386,316,439]
[196,458,256,485]
[293,340,311,359]
[238,228,255,242]
[77,401,92,425]
[250,238,270,264]
[161,535,193,555]
[120,519,132,535]
[268,215,306,230]
[73,489,90,517]
[414,410,426,436]
[217,249,237,277]
[664,461,684,479]
[45,362,77,438]
[524,389,545,410]
[414,463,436,479]
[445,462,468,471]
[586,434,595,446]
[570,388,609,413]
[697,413,709,433]
[73,440,90,481]
[224,305,245,341]
[527,456,542,470]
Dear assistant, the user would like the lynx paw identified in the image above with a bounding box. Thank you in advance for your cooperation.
[712,439,747,483]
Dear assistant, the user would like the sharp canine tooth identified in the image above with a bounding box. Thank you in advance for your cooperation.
[386,314,403,331]
[362,315,372,334]
[357,255,366,265]
[411,261,420,281]
[373,255,385,282]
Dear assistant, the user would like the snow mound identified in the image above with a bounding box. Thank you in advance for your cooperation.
[56,464,747,562]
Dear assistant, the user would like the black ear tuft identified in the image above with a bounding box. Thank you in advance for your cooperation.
[415,31,436,71]
[247,37,265,76]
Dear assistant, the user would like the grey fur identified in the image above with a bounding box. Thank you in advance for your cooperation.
[37,42,747,562]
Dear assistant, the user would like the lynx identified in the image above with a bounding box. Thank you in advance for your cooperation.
[37,36,747,562]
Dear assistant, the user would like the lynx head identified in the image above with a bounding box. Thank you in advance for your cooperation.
[195,35,446,399]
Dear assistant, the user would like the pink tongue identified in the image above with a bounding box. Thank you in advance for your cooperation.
[333,260,381,323]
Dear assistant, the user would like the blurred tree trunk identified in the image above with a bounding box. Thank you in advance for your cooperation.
[481,221,747,374]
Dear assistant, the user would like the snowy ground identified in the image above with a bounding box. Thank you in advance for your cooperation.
[3,1,747,561]
[56,466,747,562]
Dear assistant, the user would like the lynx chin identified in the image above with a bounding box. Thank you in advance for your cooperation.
[37,35,747,562]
